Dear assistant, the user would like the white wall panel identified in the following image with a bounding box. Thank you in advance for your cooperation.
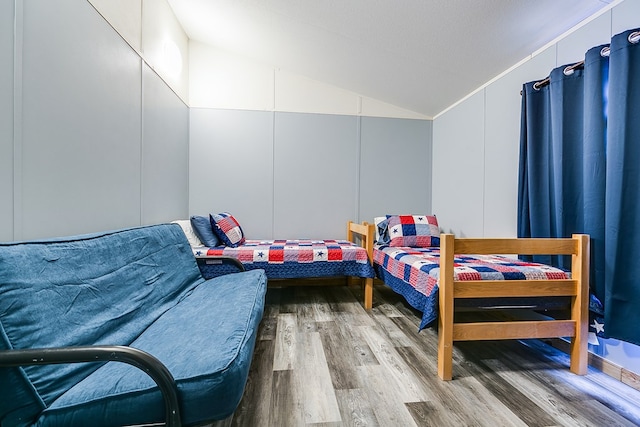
[88,0,142,52]
[189,108,274,239]
[273,113,358,239]
[189,41,427,119]
[142,0,189,102]
[0,0,13,241]
[359,117,432,223]
[142,64,189,225]
[612,0,640,34]
[20,0,142,239]
[189,41,275,111]
[557,11,612,66]
[275,70,358,116]
[432,92,484,237]
[361,97,430,120]
[483,46,556,238]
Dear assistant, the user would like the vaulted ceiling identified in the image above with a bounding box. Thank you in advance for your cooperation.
[168,0,616,117]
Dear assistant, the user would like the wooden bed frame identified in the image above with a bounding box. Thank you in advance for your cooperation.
[347,221,375,310]
[348,221,590,381]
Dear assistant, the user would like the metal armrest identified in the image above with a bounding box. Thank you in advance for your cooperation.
[195,255,245,272]
[0,345,181,427]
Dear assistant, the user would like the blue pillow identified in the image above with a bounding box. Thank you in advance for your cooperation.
[190,215,220,247]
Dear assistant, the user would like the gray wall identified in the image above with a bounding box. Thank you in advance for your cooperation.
[2,0,188,241]
[359,117,432,222]
[190,110,432,240]
[189,109,275,239]
[142,65,190,225]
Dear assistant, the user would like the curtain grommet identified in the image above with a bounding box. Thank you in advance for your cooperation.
[600,46,610,57]
[564,66,575,76]
[629,31,640,44]
[533,82,541,91]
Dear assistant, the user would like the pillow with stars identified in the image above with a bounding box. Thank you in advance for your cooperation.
[386,214,440,248]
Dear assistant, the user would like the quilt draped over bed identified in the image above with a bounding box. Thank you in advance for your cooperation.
[374,245,570,330]
[195,239,375,280]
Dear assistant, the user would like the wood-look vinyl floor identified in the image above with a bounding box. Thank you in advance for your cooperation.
[208,283,640,427]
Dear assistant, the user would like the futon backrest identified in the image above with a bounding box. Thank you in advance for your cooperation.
[0,223,204,425]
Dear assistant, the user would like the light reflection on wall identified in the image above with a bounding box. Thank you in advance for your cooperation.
[159,38,182,81]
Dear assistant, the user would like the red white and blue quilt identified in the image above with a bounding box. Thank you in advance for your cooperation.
[194,239,375,280]
[373,245,570,329]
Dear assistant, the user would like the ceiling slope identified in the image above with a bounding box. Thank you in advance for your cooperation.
[168,0,616,117]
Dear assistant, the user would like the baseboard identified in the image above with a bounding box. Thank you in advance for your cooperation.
[547,338,640,392]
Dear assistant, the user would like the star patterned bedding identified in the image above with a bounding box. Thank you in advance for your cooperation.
[373,244,571,330]
[195,239,375,280]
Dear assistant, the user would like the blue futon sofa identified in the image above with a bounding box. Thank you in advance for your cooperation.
[0,223,267,426]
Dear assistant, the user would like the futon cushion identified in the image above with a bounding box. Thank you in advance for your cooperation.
[0,224,205,425]
[33,269,267,427]
[211,212,245,247]
[190,215,221,247]
[386,214,440,247]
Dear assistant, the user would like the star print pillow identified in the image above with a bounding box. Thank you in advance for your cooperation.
[210,212,246,247]
[386,214,440,248]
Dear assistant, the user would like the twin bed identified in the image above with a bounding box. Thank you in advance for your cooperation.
[193,236,375,282]
[348,218,589,380]
[175,216,375,286]
[185,216,588,381]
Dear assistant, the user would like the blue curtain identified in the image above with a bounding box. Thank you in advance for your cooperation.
[518,28,640,345]
[604,29,640,345]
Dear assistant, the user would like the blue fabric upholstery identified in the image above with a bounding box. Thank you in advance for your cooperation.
[0,224,267,426]
[190,215,220,247]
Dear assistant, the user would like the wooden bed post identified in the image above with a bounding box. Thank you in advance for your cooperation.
[438,233,455,380]
[570,234,590,375]
[347,221,375,310]
[362,222,374,310]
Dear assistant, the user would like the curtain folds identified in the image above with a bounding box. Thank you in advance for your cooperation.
[518,28,640,345]
[604,29,640,345]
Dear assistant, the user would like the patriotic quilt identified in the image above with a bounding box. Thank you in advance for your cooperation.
[373,244,570,330]
[194,239,375,280]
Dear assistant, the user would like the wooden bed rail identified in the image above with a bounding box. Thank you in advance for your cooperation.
[347,221,375,309]
[437,233,590,380]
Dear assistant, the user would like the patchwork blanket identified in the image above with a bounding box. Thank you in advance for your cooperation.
[374,245,570,329]
[195,240,375,280]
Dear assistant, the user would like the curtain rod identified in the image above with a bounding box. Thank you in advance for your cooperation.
[532,60,585,90]
[522,46,612,95]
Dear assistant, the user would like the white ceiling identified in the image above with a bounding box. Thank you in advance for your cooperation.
[167,0,615,118]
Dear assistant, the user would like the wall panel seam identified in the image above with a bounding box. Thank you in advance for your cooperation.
[139,61,145,225]
[12,0,23,241]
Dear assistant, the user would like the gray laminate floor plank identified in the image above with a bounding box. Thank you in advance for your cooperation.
[331,313,379,367]
[317,320,362,390]
[273,313,298,371]
[270,369,305,427]
[296,331,342,424]
[334,388,379,427]
[356,364,420,427]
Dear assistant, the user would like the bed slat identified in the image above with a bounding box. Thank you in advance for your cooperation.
[453,320,576,341]
[453,238,578,255]
[453,280,577,298]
